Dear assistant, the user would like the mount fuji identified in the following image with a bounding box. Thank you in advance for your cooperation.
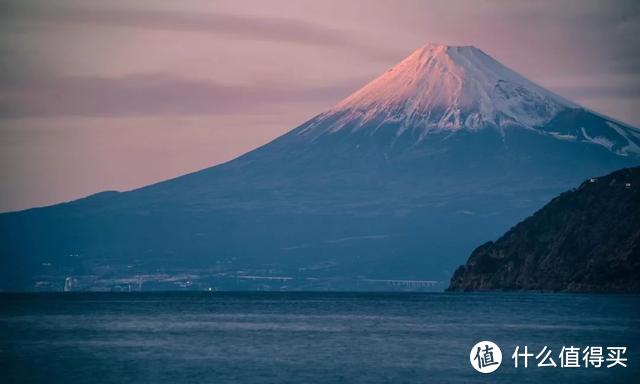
[2,44,640,291]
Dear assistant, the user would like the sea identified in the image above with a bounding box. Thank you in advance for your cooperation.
[1,292,638,383]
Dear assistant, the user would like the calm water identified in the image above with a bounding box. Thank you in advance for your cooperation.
[1,292,638,383]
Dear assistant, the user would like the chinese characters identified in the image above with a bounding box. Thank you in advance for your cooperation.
[512,346,627,368]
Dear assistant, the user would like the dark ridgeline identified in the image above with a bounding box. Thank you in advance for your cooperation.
[448,167,640,293]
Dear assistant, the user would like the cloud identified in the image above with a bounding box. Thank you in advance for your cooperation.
[0,73,365,118]
[552,83,640,101]
[1,1,396,60]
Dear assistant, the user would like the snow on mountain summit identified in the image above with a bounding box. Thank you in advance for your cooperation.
[297,43,640,155]
[320,43,577,134]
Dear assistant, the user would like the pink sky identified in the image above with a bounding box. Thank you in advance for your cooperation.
[1,0,639,211]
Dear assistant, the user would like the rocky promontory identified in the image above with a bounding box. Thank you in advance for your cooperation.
[448,167,640,293]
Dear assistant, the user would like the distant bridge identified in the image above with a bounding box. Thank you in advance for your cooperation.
[360,279,440,288]
[235,275,293,282]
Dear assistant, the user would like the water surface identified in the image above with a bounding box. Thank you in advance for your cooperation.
[1,292,638,383]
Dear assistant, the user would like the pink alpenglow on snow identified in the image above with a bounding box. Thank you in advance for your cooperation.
[314,44,577,136]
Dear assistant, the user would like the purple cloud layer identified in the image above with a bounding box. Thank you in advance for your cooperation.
[2,1,397,60]
[0,73,364,118]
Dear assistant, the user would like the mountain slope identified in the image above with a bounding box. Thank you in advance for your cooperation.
[448,167,640,292]
[1,44,640,291]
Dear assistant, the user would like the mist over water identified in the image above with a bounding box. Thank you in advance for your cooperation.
[1,292,638,383]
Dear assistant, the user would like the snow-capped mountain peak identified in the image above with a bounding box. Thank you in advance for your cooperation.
[297,43,640,155]
[321,43,575,134]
